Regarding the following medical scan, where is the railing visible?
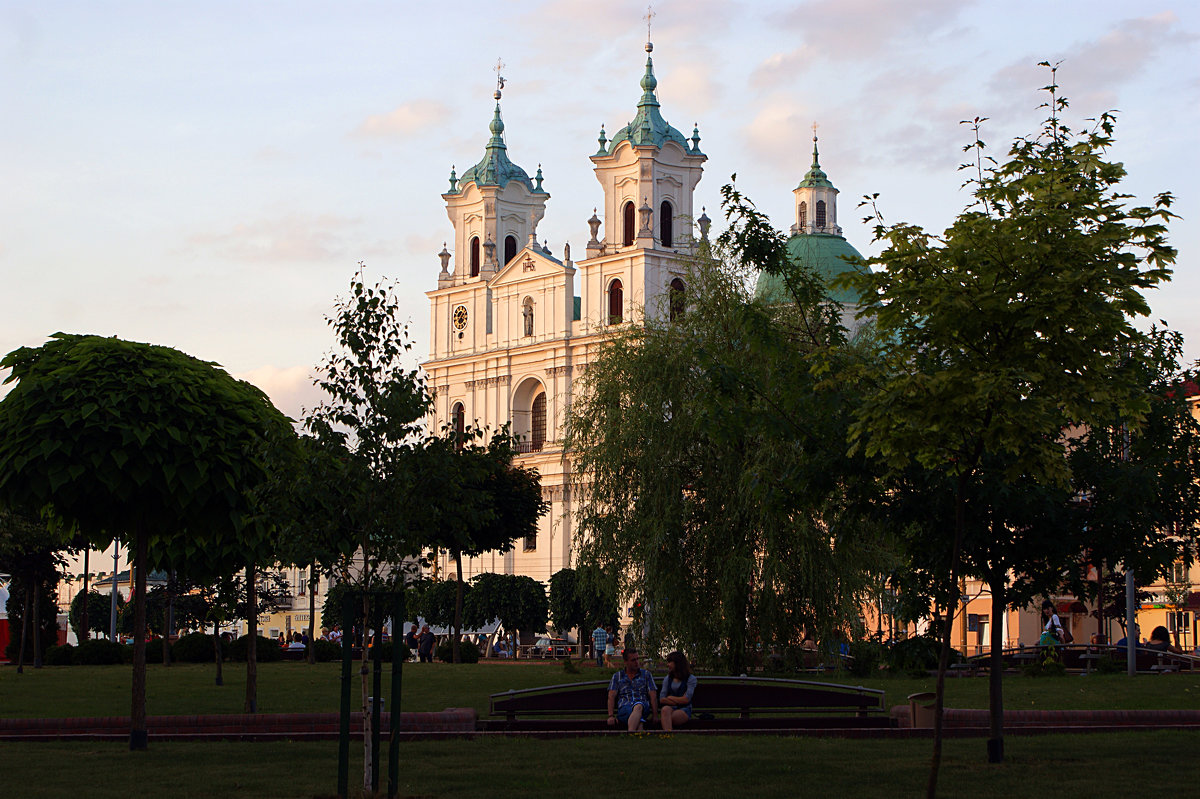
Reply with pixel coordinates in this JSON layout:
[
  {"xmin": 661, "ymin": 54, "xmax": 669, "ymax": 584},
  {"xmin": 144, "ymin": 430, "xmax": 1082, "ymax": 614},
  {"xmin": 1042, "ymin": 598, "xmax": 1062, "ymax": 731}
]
[{"xmin": 515, "ymin": 441, "xmax": 544, "ymax": 454}]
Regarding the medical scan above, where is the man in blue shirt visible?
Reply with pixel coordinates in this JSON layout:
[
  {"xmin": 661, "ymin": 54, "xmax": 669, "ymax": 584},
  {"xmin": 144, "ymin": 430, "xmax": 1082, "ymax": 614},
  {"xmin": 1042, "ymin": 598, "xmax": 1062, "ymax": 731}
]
[
  {"xmin": 592, "ymin": 625, "xmax": 608, "ymax": 668},
  {"xmin": 607, "ymin": 648, "xmax": 658, "ymax": 731}
]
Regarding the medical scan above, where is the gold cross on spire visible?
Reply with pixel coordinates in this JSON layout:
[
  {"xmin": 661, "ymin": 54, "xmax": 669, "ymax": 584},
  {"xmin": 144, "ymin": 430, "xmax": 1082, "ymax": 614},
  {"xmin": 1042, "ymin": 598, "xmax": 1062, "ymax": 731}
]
[
  {"xmin": 494, "ymin": 58, "xmax": 506, "ymax": 97},
  {"xmin": 812, "ymin": 121, "xmax": 819, "ymax": 142},
  {"xmin": 644, "ymin": 4, "xmax": 655, "ymax": 43}
]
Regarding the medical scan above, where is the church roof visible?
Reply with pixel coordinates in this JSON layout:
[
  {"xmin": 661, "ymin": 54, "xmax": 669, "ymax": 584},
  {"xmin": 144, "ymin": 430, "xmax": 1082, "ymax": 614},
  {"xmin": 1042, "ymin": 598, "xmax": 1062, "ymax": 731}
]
[
  {"xmin": 602, "ymin": 46, "xmax": 699, "ymax": 154},
  {"xmin": 451, "ymin": 101, "xmax": 542, "ymax": 194},
  {"xmin": 796, "ymin": 136, "xmax": 834, "ymax": 190},
  {"xmin": 754, "ymin": 233, "xmax": 863, "ymax": 307}
]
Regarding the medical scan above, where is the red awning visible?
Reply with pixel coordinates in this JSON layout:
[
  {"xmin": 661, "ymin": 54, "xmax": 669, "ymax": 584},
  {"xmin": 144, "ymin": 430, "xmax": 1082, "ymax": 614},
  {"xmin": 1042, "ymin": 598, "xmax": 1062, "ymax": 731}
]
[{"xmin": 1056, "ymin": 600, "xmax": 1088, "ymax": 614}]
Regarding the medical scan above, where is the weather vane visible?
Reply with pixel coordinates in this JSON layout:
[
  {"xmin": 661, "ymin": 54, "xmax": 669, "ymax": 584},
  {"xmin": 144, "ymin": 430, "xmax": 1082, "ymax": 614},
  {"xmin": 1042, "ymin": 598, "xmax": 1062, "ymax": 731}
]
[{"xmin": 494, "ymin": 58, "xmax": 506, "ymax": 99}]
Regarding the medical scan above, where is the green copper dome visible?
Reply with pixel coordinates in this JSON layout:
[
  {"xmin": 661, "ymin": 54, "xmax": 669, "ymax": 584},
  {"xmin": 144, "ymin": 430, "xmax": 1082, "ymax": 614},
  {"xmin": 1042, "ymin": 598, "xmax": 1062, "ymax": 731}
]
[
  {"xmin": 604, "ymin": 52, "xmax": 694, "ymax": 153},
  {"xmin": 453, "ymin": 102, "xmax": 539, "ymax": 193},
  {"xmin": 754, "ymin": 233, "xmax": 863, "ymax": 306}
]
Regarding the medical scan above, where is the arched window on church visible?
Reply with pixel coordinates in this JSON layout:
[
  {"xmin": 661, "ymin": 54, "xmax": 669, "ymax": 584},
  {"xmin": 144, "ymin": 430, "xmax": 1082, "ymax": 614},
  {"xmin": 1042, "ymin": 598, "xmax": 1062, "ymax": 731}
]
[
  {"xmin": 622, "ymin": 201, "xmax": 636, "ymax": 247},
  {"xmin": 669, "ymin": 278, "xmax": 686, "ymax": 322},
  {"xmin": 608, "ymin": 278, "xmax": 623, "ymax": 324},
  {"xmin": 815, "ymin": 200, "xmax": 827, "ymax": 230},
  {"xmin": 799, "ymin": 201, "xmax": 807, "ymax": 229},
  {"xmin": 451, "ymin": 402, "xmax": 465, "ymax": 450},
  {"xmin": 659, "ymin": 200, "xmax": 673, "ymax": 247},
  {"xmin": 522, "ymin": 296, "xmax": 534, "ymax": 337},
  {"xmin": 531, "ymin": 393, "xmax": 546, "ymax": 452},
  {"xmin": 470, "ymin": 236, "xmax": 481, "ymax": 277},
  {"xmin": 505, "ymin": 235, "xmax": 518, "ymax": 266}
]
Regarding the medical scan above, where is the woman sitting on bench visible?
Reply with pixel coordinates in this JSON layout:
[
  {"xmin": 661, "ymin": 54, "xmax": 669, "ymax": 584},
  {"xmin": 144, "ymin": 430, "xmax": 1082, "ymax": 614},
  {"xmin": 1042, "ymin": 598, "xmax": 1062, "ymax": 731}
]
[{"xmin": 659, "ymin": 651, "xmax": 697, "ymax": 731}]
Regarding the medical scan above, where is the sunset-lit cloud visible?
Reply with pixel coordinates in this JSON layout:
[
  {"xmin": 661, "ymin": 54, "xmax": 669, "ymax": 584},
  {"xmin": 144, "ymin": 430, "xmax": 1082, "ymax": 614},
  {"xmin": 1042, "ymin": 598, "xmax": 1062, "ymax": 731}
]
[
  {"xmin": 354, "ymin": 99, "xmax": 452, "ymax": 138},
  {"xmin": 188, "ymin": 214, "xmax": 361, "ymax": 263}
]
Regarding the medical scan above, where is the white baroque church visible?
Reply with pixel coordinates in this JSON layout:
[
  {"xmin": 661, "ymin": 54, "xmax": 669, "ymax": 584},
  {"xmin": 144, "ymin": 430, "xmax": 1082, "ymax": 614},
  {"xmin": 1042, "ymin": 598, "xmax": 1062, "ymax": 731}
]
[{"xmin": 424, "ymin": 40, "xmax": 861, "ymax": 591}]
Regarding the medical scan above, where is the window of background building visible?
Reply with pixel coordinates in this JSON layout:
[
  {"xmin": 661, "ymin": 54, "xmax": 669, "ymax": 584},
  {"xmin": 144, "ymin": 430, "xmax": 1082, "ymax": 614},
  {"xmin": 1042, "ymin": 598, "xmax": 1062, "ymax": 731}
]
[
  {"xmin": 608, "ymin": 278, "xmax": 623, "ymax": 324},
  {"xmin": 659, "ymin": 200, "xmax": 673, "ymax": 247},
  {"xmin": 622, "ymin": 201, "xmax": 635, "ymax": 246}
]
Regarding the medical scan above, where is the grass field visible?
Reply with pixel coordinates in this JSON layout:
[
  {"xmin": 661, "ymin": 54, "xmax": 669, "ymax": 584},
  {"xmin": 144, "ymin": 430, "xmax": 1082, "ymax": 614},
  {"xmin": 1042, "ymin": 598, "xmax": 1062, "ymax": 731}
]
[
  {"xmin": 3, "ymin": 659, "xmax": 1199, "ymax": 717},
  {"xmin": 4, "ymin": 662, "xmax": 1200, "ymax": 798},
  {"xmin": 4, "ymin": 731, "xmax": 1199, "ymax": 798}
]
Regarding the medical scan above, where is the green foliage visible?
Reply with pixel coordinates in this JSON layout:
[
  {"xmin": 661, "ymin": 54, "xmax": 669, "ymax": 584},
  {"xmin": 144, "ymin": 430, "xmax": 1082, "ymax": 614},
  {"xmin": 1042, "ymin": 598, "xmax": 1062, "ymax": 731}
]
[
  {"xmin": 0, "ymin": 334, "xmax": 293, "ymax": 565},
  {"xmin": 410, "ymin": 579, "xmax": 462, "ymax": 631},
  {"xmin": 69, "ymin": 590, "xmax": 119, "ymax": 639},
  {"xmin": 43, "ymin": 644, "xmax": 74, "ymax": 666},
  {"xmin": 173, "ymin": 632, "xmax": 218, "ymax": 664},
  {"xmin": 566, "ymin": 215, "xmax": 886, "ymax": 671},
  {"xmin": 1024, "ymin": 648, "xmax": 1068, "ymax": 677},
  {"xmin": 436, "ymin": 639, "xmax": 479, "ymax": 663},
  {"xmin": 548, "ymin": 568, "xmax": 582, "ymax": 635},
  {"xmin": 846, "ymin": 640, "xmax": 884, "ymax": 677},
  {"xmin": 304, "ymin": 274, "xmax": 432, "ymax": 595},
  {"xmin": 3, "ymin": 574, "xmax": 62, "ymax": 664},
  {"xmin": 228, "ymin": 634, "xmax": 283, "ymax": 663},
  {"xmin": 312, "ymin": 639, "xmax": 341, "ymax": 662},
  {"xmin": 72, "ymin": 639, "xmax": 125, "ymax": 665},
  {"xmin": 463, "ymin": 573, "xmax": 547, "ymax": 638},
  {"xmin": 886, "ymin": 635, "xmax": 947, "ymax": 676}
]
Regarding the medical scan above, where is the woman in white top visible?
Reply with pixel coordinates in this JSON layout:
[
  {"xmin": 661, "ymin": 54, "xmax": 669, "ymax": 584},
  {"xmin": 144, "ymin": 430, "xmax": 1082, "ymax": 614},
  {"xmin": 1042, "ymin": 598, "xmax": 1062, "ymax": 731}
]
[{"xmin": 1038, "ymin": 599, "xmax": 1063, "ymax": 647}]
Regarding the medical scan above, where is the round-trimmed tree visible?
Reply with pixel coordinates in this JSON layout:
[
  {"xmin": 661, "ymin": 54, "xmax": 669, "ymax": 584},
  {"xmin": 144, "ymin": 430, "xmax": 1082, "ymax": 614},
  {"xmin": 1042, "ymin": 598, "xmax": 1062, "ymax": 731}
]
[{"xmin": 0, "ymin": 333, "xmax": 293, "ymax": 750}]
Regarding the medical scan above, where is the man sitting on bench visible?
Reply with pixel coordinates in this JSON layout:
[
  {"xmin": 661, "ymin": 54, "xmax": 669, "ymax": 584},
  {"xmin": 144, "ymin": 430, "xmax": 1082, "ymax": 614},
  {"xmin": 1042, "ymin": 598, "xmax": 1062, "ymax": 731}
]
[{"xmin": 607, "ymin": 648, "xmax": 659, "ymax": 731}]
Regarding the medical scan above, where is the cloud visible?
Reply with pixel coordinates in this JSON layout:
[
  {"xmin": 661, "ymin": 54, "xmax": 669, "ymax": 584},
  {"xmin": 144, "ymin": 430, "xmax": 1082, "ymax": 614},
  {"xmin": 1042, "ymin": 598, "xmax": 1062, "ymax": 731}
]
[
  {"xmin": 235, "ymin": 364, "xmax": 323, "ymax": 421},
  {"xmin": 740, "ymin": 97, "xmax": 813, "ymax": 171},
  {"xmin": 354, "ymin": 99, "xmax": 452, "ymax": 138},
  {"xmin": 751, "ymin": 48, "xmax": 815, "ymax": 90},
  {"xmin": 766, "ymin": 0, "xmax": 975, "ymax": 67},
  {"xmin": 189, "ymin": 213, "xmax": 361, "ymax": 263},
  {"xmin": 988, "ymin": 12, "xmax": 1197, "ymax": 113}
]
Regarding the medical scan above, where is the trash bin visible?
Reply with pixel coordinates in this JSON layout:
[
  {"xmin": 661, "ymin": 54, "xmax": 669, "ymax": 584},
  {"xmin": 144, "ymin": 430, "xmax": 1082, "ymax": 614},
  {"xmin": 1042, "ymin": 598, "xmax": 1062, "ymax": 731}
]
[
  {"xmin": 368, "ymin": 696, "xmax": 385, "ymax": 714},
  {"xmin": 907, "ymin": 692, "xmax": 936, "ymax": 729}
]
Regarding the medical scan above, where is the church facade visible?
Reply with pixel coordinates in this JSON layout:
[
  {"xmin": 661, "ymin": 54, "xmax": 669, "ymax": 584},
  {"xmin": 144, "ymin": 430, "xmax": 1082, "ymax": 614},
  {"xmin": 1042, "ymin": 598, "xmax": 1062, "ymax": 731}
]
[{"xmin": 423, "ymin": 41, "xmax": 859, "ymax": 592}]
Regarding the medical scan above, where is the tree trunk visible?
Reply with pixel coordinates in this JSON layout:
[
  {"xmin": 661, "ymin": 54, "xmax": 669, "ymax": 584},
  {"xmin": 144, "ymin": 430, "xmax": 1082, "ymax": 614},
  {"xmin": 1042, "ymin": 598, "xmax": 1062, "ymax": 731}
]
[
  {"xmin": 213, "ymin": 621, "xmax": 224, "ymax": 686},
  {"xmin": 453, "ymin": 555, "xmax": 464, "ymax": 664},
  {"xmin": 986, "ymin": 564, "xmax": 1005, "ymax": 764},
  {"xmin": 307, "ymin": 563, "xmax": 317, "ymax": 665},
  {"xmin": 361, "ymin": 593, "xmax": 373, "ymax": 796},
  {"xmin": 163, "ymin": 570, "xmax": 174, "ymax": 667},
  {"xmin": 16, "ymin": 583, "xmax": 31, "ymax": 673},
  {"xmin": 32, "ymin": 580, "xmax": 43, "ymax": 669},
  {"xmin": 130, "ymin": 527, "xmax": 149, "ymax": 750},
  {"xmin": 80, "ymin": 550, "xmax": 90, "ymax": 643},
  {"xmin": 926, "ymin": 475, "xmax": 968, "ymax": 799},
  {"xmin": 244, "ymin": 562, "xmax": 258, "ymax": 713}
]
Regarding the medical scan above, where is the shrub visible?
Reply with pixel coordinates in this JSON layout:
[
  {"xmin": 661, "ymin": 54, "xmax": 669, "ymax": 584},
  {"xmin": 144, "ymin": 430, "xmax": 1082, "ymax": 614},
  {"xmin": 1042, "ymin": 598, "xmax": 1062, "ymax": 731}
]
[
  {"xmin": 44, "ymin": 644, "xmax": 75, "ymax": 665},
  {"xmin": 436, "ymin": 640, "xmax": 479, "ymax": 663},
  {"xmin": 73, "ymin": 639, "xmax": 125, "ymax": 665},
  {"xmin": 1024, "ymin": 649, "xmax": 1067, "ymax": 677},
  {"xmin": 228, "ymin": 634, "xmax": 283, "ymax": 663},
  {"xmin": 173, "ymin": 632, "xmax": 218, "ymax": 663},
  {"xmin": 847, "ymin": 640, "xmax": 884, "ymax": 677},
  {"xmin": 313, "ymin": 639, "xmax": 342, "ymax": 662},
  {"xmin": 886, "ymin": 634, "xmax": 954, "ymax": 676}
]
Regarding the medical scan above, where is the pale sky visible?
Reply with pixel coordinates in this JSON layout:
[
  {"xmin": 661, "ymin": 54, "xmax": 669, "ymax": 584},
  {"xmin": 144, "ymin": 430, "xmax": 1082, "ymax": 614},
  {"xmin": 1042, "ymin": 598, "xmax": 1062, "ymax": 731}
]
[{"xmin": 2, "ymin": 0, "xmax": 1198, "ymax": 422}]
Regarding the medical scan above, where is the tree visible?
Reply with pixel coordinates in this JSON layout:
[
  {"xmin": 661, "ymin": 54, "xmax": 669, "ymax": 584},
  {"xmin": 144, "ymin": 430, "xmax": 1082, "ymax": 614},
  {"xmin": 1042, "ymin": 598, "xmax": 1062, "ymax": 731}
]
[
  {"xmin": 548, "ymin": 567, "xmax": 618, "ymax": 655},
  {"xmin": 422, "ymin": 429, "xmax": 548, "ymax": 661},
  {"xmin": 0, "ymin": 508, "xmax": 66, "ymax": 669},
  {"xmin": 70, "ymin": 590, "xmax": 121, "ymax": 639},
  {"xmin": 847, "ymin": 67, "xmax": 1177, "ymax": 788},
  {"xmin": 409, "ymin": 578, "xmax": 462, "ymax": 631},
  {"xmin": 566, "ymin": 212, "xmax": 885, "ymax": 671},
  {"xmin": 463, "ymin": 572, "xmax": 548, "ymax": 656},
  {"xmin": 304, "ymin": 270, "xmax": 431, "ymax": 792},
  {"xmin": 0, "ymin": 333, "xmax": 293, "ymax": 750}
]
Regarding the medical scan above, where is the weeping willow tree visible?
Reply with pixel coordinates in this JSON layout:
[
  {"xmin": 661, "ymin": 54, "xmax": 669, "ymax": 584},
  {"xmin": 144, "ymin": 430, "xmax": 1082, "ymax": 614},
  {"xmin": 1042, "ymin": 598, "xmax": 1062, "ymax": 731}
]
[{"xmin": 565, "ymin": 190, "xmax": 890, "ymax": 672}]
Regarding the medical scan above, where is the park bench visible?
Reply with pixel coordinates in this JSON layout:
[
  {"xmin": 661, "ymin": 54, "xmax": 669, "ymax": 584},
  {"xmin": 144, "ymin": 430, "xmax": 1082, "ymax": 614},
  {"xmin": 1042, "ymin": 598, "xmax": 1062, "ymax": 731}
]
[
  {"xmin": 482, "ymin": 676, "xmax": 890, "ymax": 732},
  {"xmin": 968, "ymin": 645, "xmax": 1200, "ymax": 674}
]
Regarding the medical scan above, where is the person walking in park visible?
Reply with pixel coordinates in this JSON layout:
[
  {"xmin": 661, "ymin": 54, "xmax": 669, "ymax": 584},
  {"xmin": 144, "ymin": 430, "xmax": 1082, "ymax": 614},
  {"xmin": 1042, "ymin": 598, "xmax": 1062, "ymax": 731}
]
[
  {"xmin": 417, "ymin": 625, "xmax": 435, "ymax": 663},
  {"xmin": 592, "ymin": 624, "xmax": 608, "ymax": 668},
  {"xmin": 607, "ymin": 648, "xmax": 658, "ymax": 731},
  {"xmin": 1038, "ymin": 599, "xmax": 1064, "ymax": 647}
]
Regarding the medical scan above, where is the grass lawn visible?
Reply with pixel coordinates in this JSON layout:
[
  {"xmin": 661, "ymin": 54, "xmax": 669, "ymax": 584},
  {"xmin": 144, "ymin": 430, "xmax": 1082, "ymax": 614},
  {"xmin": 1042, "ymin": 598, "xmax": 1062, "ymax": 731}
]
[
  {"xmin": 3, "ymin": 660, "xmax": 1199, "ymax": 718},
  {"xmin": 3, "ymin": 731, "xmax": 1198, "ymax": 798}
]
